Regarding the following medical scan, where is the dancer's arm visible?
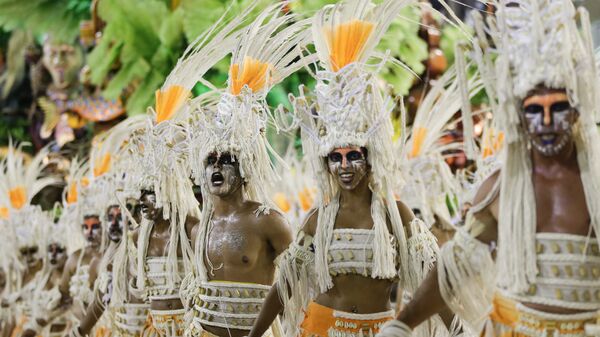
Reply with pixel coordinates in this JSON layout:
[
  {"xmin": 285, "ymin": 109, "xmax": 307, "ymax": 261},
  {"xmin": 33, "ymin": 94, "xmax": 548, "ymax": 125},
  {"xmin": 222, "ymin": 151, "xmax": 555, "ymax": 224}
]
[
  {"xmin": 247, "ymin": 285, "xmax": 284, "ymax": 337},
  {"xmin": 247, "ymin": 210, "xmax": 318, "ymax": 337},
  {"xmin": 388, "ymin": 172, "xmax": 500, "ymax": 332}
]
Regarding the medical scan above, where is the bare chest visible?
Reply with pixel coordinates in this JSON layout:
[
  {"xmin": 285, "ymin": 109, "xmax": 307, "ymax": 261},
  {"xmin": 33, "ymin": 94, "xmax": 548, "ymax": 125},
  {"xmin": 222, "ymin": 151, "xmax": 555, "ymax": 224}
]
[
  {"xmin": 334, "ymin": 207, "xmax": 374, "ymax": 230},
  {"xmin": 533, "ymin": 173, "xmax": 590, "ymax": 235},
  {"xmin": 147, "ymin": 228, "xmax": 177, "ymax": 257},
  {"xmin": 205, "ymin": 222, "xmax": 271, "ymax": 280}
]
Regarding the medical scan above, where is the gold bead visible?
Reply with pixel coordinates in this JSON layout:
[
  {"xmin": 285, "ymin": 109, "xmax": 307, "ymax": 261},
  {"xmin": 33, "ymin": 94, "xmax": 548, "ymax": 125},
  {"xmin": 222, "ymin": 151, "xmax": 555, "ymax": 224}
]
[
  {"xmin": 528, "ymin": 285, "xmax": 537, "ymax": 295},
  {"xmin": 537, "ymin": 243, "xmax": 544, "ymax": 254},
  {"xmin": 583, "ymin": 290, "xmax": 591, "ymax": 302},
  {"xmin": 579, "ymin": 266, "xmax": 588, "ymax": 278},
  {"xmin": 567, "ymin": 242, "xmax": 574, "ymax": 254},
  {"xmin": 552, "ymin": 243, "xmax": 561, "ymax": 254},
  {"xmin": 572, "ymin": 290, "xmax": 579, "ymax": 302},
  {"xmin": 556, "ymin": 289, "xmax": 563, "ymax": 300},
  {"xmin": 551, "ymin": 266, "xmax": 560, "ymax": 277},
  {"xmin": 565, "ymin": 266, "xmax": 573, "ymax": 277}
]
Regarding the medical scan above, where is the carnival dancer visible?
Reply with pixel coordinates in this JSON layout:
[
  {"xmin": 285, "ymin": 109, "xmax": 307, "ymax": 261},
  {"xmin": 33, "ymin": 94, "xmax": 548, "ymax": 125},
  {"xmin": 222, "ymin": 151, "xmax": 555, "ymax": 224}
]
[
  {"xmin": 0, "ymin": 143, "xmax": 61, "ymax": 337},
  {"xmin": 247, "ymin": 1, "xmax": 442, "ymax": 336},
  {"xmin": 182, "ymin": 3, "xmax": 314, "ymax": 336},
  {"xmin": 70, "ymin": 116, "xmax": 151, "ymax": 337},
  {"xmin": 21, "ymin": 220, "xmax": 71, "ymax": 337},
  {"xmin": 376, "ymin": 1, "xmax": 600, "ymax": 336},
  {"xmin": 121, "ymin": 11, "xmax": 249, "ymax": 337},
  {"xmin": 54, "ymin": 158, "xmax": 106, "ymax": 325}
]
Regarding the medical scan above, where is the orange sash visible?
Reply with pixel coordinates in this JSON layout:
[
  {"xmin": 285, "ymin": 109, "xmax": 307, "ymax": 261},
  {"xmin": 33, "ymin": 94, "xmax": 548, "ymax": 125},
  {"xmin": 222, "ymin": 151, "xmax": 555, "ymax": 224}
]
[
  {"xmin": 299, "ymin": 302, "xmax": 393, "ymax": 337},
  {"xmin": 489, "ymin": 294, "xmax": 596, "ymax": 337}
]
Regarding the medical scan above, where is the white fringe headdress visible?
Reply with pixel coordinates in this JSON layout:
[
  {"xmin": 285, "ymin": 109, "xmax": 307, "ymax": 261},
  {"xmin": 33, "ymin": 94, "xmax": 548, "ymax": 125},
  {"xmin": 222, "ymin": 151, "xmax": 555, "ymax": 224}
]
[
  {"xmin": 473, "ymin": 0, "xmax": 600, "ymax": 294},
  {"xmin": 124, "ymin": 9, "xmax": 250, "ymax": 291},
  {"xmin": 289, "ymin": 0, "xmax": 418, "ymax": 293},
  {"xmin": 400, "ymin": 64, "xmax": 483, "ymax": 227},
  {"xmin": 188, "ymin": 3, "xmax": 311, "ymax": 281},
  {"xmin": 0, "ymin": 142, "xmax": 60, "ymax": 285}
]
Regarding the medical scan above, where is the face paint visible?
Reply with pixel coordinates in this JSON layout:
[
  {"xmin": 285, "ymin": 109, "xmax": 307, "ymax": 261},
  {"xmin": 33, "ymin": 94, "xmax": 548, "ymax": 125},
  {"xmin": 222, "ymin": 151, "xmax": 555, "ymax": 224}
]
[
  {"xmin": 140, "ymin": 192, "xmax": 160, "ymax": 221},
  {"xmin": 522, "ymin": 91, "xmax": 577, "ymax": 156},
  {"xmin": 19, "ymin": 246, "xmax": 40, "ymax": 266},
  {"xmin": 82, "ymin": 216, "xmax": 102, "ymax": 246},
  {"xmin": 205, "ymin": 152, "xmax": 243, "ymax": 197},
  {"xmin": 47, "ymin": 243, "xmax": 67, "ymax": 267},
  {"xmin": 106, "ymin": 205, "xmax": 124, "ymax": 243},
  {"xmin": 327, "ymin": 147, "xmax": 369, "ymax": 190}
]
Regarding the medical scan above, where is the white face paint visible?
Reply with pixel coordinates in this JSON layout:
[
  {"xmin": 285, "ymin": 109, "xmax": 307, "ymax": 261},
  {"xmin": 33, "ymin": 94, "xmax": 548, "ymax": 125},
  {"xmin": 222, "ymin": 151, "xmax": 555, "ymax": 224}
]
[
  {"xmin": 205, "ymin": 152, "xmax": 243, "ymax": 197},
  {"xmin": 327, "ymin": 147, "xmax": 369, "ymax": 190},
  {"xmin": 522, "ymin": 91, "xmax": 577, "ymax": 156}
]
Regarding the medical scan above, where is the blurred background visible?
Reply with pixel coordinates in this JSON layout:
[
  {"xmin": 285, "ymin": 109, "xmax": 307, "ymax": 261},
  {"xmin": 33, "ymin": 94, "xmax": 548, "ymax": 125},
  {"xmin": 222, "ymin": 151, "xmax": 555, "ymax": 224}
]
[{"xmin": 0, "ymin": 0, "xmax": 598, "ymax": 209}]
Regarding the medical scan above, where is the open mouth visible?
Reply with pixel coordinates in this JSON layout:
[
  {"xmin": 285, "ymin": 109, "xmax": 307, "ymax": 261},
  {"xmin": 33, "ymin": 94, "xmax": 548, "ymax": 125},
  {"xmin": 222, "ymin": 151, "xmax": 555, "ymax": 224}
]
[
  {"xmin": 339, "ymin": 172, "xmax": 355, "ymax": 183},
  {"xmin": 540, "ymin": 133, "xmax": 557, "ymax": 145},
  {"xmin": 211, "ymin": 172, "xmax": 225, "ymax": 186}
]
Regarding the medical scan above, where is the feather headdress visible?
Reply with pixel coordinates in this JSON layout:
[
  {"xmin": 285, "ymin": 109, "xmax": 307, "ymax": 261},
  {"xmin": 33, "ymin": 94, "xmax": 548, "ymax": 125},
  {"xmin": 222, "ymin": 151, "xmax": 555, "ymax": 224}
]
[
  {"xmin": 121, "ymin": 7, "xmax": 251, "ymax": 290},
  {"xmin": 470, "ymin": 0, "xmax": 600, "ymax": 294},
  {"xmin": 0, "ymin": 142, "xmax": 58, "ymax": 298},
  {"xmin": 288, "ymin": 0, "xmax": 416, "ymax": 295},
  {"xmin": 0, "ymin": 142, "xmax": 61, "ymax": 250},
  {"xmin": 400, "ymin": 65, "xmax": 483, "ymax": 227},
  {"xmin": 188, "ymin": 2, "xmax": 312, "ymax": 280}
]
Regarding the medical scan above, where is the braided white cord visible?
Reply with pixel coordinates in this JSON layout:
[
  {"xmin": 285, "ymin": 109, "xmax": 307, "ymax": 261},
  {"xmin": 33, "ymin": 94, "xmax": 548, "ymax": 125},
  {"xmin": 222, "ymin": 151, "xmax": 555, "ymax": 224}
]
[{"xmin": 376, "ymin": 320, "xmax": 412, "ymax": 337}]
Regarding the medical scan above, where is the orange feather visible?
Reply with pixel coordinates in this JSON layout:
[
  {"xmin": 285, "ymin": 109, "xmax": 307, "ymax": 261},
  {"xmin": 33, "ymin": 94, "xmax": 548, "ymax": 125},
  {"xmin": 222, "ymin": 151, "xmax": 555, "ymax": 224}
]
[
  {"xmin": 229, "ymin": 57, "xmax": 270, "ymax": 95},
  {"xmin": 66, "ymin": 182, "xmax": 78, "ymax": 204},
  {"xmin": 9, "ymin": 186, "xmax": 26, "ymax": 210},
  {"xmin": 324, "ymin": 20, "xmax": 374, "ymax": 72},
  {"xmin": 409, "ymin": 127, "xmax": 428, "ymax": 158},
  {"xmin": 273, "ymin": 193, "xmax": 291, "ymax": 213},
  {"xmin": 0, "ymin": 207, "xmax": 9, "ymax": 219},
  {"xmin": 93, "ymin": 153, "xmax": 112, "ymax": 177},
  {"xmin": 155, "ymin": 85, "xmax": 190, "ymax": 124}
]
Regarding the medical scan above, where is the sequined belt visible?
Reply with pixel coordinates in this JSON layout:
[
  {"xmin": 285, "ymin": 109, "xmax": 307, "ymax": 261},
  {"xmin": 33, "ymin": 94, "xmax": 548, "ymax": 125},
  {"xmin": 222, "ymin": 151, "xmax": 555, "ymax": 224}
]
[
  {"xmin": 490, "ymin": 293, "xmax": 599, "ymax": 337},
  {"xmin": 189, "ymin": 281, "xmax": 270, "ymax": 332},
  {"xmin": 299, "ymin": 301, "xmax": 393, "ymax": 337},
  {"xmin": 112, "ymin": 303, "xmax": 150, "ymax": 336}
]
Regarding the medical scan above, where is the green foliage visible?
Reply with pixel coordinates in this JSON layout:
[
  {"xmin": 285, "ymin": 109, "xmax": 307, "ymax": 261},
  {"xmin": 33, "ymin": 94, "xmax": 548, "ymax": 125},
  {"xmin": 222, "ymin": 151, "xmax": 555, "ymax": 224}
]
[
  {"xmin": 0, "ymin": 0, "xmax": 90, "ymax": 42},
  {"xmin": 0, "ymin": 115, "xmax": 32, "ymax": 146}
]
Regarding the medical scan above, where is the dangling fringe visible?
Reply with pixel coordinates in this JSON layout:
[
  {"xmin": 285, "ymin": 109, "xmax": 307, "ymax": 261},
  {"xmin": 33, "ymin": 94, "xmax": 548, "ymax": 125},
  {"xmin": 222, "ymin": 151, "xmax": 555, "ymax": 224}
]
[
  {"xmin": 455, "ymin": 44, "xmax": 476, "ymax": 159},
  {"xmin": 438, "ymin": 229, "xmax": 496, "ymax": 336},
  {"xmin": 313, "ymin": 194, "xmax": 339, "ymax": 292},
  {"xmin": 407, "ymin": 218, "xmax": 439, "ymax": 289},
  {"xmin": 370, "ymin": 194, "xmax": 397, "ymax": 279},
  {"xmin": 275, "ymin": 233, "xmax": 318, "ymax": 336},
  {"xmin": 136, "ymin": 217, "xmax": 153, "ymax": 292},
  {"xmin": 496, "ymin": 139, "xmax": 537, "ymax": 293}
]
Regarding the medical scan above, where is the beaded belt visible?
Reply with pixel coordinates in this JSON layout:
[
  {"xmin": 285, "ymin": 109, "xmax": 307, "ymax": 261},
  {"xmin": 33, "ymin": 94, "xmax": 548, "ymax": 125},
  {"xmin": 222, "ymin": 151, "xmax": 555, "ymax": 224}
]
[{"xmin": 189, "ymin": 281, "xmax": 270, "ymax": 332}]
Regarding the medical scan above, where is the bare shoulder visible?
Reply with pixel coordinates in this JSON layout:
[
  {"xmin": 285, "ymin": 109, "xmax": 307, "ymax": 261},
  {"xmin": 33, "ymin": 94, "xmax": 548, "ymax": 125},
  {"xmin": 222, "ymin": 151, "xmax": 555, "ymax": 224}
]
[
  {"xmin": 395, "ymin": 200, "xmax": 416, "ymax": 225},
  {"xmin": 130, "ymin": 226, "xmax": 140, "ymax": 248},
  {"xmin": 300, "ymin": 208, "xmax": 318, "ymax": 237},
  {"xmin": 185, "ymin": 215, "xmax": 200, "ymax": 239},
  {"xmin": 472, "ymin": 170, "xmax": 501, "ymax": 216}
]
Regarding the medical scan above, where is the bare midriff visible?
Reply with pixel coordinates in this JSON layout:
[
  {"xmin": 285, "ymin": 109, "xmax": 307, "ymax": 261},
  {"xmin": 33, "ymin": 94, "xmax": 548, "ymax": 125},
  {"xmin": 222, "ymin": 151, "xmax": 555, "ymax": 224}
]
[{"xmin": 315, "ymin": 275, "xmax": 394, "ymax": 314}]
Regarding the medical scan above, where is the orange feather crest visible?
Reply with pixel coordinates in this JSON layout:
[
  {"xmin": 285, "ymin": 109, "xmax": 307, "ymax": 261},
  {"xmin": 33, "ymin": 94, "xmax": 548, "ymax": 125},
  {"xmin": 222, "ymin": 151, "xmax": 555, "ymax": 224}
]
[
  {"xmin": 0, "ymin": 206, "xmax": 9, "ymax": 219},
  {"xmin": 409, "ymin": 127, "xmax": 428, "ymax": 158},
  {"xmin": 9, "ymin": 186, "xmax": 26, "ymax": 210},
  {"xmin": 66, "ymin": 182, "xmax": 78, "ymax": 204},
  {"xmin": 155, "ymin": 85, "xmax": 191, "ymax": 124},
  {"xmin": 298, "ymin": 187, "xmax": 316, "ymax": 212},
  {"xmin": 229, "ymin": 57, "xmax": 270, "ymax": 95},
  {"xmin": 324, "ymin": 20, "xmax": 374, "ymax": 72},
  {"xmin": 93, "ymin": 153, "xmax": 112, "ymax": 177},
  {"xmin": 273, "ymin": 193, "xmax": 291, "ymax": 213}
]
